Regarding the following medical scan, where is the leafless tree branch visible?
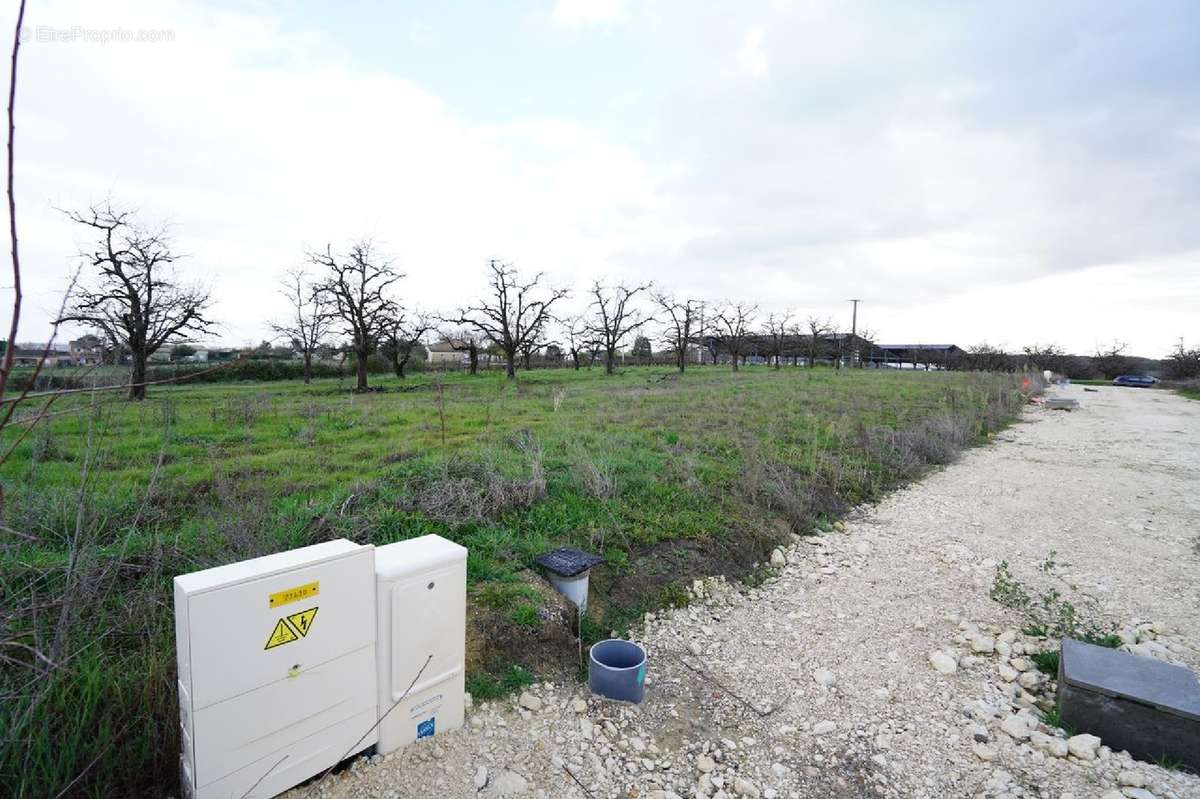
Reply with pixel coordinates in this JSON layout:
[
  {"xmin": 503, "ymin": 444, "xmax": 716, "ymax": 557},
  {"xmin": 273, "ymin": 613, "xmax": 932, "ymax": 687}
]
[
  {"xmin": 452, "ymin": 259, "xmax": 568, "ymax": 379},
  {"xmin": 586, "ymin": 280, "xmax": 652, "ymax": 375}
]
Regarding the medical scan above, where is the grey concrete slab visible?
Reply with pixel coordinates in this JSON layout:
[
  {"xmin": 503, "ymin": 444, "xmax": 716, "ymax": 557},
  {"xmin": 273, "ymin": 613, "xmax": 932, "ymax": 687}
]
[
  {"xmin": 1058, "ymin": 638, "xmax": 1200, "ymax": 771},
  {"xmin": 1061, "ymin": 638, "xmax": 1200, "ymax": 721}
]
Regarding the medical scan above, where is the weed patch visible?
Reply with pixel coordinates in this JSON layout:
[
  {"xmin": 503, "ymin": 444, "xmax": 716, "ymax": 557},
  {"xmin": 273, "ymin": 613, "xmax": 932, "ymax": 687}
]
[
  {"xmin": 465, "ymin": 664, "xmax": 535, "ymax": 700},
  {"xmin": 1040, "ymin": 702, "xmax": 1074, "ymax": 735},
  {"xmin": 991, "ymin": 552, "xmax": 1118, "ymax": 643}
]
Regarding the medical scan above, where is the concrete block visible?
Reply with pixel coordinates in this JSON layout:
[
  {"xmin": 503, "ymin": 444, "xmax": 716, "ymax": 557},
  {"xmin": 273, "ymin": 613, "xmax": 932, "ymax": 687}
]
[{"xmin": 1057, "ymin": 638, "xmax": 1200, "ymax": 771}]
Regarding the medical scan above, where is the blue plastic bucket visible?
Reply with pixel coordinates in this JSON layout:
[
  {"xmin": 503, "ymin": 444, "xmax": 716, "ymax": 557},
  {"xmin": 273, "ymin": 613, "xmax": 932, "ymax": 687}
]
[{"xmin": 588, "ymin": 639, "xmax": 647, "ymax": 703}]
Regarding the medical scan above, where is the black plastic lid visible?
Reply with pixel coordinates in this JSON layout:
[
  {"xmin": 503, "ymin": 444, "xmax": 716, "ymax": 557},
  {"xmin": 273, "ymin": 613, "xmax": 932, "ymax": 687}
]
[{"xmin": 534, "ymin": 547, "xmax": 604, "ymax": 577}]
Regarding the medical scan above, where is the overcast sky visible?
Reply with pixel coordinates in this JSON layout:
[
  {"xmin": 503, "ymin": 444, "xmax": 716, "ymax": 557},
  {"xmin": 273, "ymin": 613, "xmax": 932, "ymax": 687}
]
[{"xmin": 5, "ymin": 0, "xmax": 1198, "ymax": 356}]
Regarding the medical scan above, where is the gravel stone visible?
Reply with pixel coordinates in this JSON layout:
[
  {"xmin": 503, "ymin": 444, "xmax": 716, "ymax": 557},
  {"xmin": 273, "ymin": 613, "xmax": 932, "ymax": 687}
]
[
  {"xmin": 1066, "ymin": 733, "xmax": 1101, "ymax": 760},
  {"xmin": 928, "ymin": 650, "xmax": 958, "ymax": 674}
]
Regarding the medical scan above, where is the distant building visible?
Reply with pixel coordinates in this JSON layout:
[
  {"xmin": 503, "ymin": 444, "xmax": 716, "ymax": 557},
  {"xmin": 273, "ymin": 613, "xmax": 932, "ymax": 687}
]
[
  {"xmin": 69, "ymin": 334, "xmax": 105, "ymax": 366},
  {"xmin": 427, "ymin": 339, "xmax": 467, "ymax": 365},
  {"xmin": 177, "ymin": 348, "xmax": 239, "ymax": 364},
  {"xmin": 870, "ymin": 344, "xmax": 963, "ymax": 370},
  {"xmin": 0, "ymin": 341, "xmax": 72, "ymax": 367}
]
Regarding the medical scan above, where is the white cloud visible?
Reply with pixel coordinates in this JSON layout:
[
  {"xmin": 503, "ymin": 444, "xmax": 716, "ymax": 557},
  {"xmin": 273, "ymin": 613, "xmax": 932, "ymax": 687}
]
[
  {"xmin": 551, "ymin": 0, "xmax": 629, "ymax": 27},
  {"xmin": 11, "ymin": 0, "xmax": 673, "ymax": 345},
  {"xmin": 737, "ymin": 27, "xmax": 768, "ymax": 77}
]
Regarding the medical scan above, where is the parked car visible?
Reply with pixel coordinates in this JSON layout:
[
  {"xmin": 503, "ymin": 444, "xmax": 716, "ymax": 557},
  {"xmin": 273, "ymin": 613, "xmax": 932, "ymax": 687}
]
[{"xmin": 1112, "ymin": 375, "xmax": 1158, "ymax": 387}]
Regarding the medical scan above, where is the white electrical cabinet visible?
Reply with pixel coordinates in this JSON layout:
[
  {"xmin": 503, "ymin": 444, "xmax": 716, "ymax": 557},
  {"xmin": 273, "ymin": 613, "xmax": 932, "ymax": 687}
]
[
  {"xmin": 374, "ymin": 535, "xmax": 467, "ymax": 754},
  {"xmin": 174, "ymin": 540, "xmax": 377, "ymax": 799}
]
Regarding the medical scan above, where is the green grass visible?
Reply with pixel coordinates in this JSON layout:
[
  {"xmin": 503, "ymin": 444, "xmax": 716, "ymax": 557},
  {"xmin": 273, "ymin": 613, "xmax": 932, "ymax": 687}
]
[
  {"xmin": 1030, "ymin": 650, "xmax": 1060, "ymax": 675},
  {"xmin": 1031, "ymin": 634, "xmax": 1121, "ymax": 676},
  {"xmin": 0, "ymin": 365, "xmax": 1030, "ymax": 797},
  {"xmin": 1155, "ymin": 755, "xmax": 1195, "ymax": 773},
  {"xmin": 464, "ymin": 663, "xmax": 535, "ymax": 700},
  {"xmin": 1040, "ymin": 703, "xmax": 1074, "ymax": 734}
]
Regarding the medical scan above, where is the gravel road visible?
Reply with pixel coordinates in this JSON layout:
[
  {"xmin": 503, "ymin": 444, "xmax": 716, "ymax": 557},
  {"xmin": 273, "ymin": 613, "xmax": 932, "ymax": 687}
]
[{"xmin": 296, "ymin": 384, "xmax": 1200, "ymax": 799}]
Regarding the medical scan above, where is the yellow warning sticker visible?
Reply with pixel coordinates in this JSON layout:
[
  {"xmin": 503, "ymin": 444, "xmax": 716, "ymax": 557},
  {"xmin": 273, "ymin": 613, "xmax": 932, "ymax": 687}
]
[
  {"xmin": 264, "ymin": 618, "xmax": 299, "ymax": 650},
  {"xmin": 287, "ymin": 607, "xmax": 318, "ymax": 637},
  {"xmin": 269, "ymin": 581, "xmax": 319, "ymax": 609}
]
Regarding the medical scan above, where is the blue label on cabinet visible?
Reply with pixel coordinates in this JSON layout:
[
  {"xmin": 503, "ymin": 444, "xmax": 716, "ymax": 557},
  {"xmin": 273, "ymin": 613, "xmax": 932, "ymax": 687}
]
[{"xmin": 417, "ymin": 718, "xmax": 435, "ymax": 739}]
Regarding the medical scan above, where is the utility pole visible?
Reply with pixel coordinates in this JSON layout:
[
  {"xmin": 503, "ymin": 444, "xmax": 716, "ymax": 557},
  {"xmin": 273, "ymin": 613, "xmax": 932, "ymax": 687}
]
[{"xmin": 848, "ymin": 298, "xmax": 861, "ymax": 367}]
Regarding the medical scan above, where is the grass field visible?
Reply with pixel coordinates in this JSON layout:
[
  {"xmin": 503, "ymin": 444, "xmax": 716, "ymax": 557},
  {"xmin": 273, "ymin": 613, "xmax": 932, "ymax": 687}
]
[{"xmin": 0, "ymin": 365, "xmax": 1030, "ymax": 797}]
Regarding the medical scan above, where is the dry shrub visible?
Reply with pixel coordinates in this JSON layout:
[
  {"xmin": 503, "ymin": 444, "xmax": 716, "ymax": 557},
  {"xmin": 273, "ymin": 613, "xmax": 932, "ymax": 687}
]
[
  {"xmin": 571, "ymin": 451, "xmax": 616, "ymax": 500},
  {"xmin": 860, "ymin": 413, "xmax": 972, "ymax": 478},
  {"xmin": 29, "ymin": 426, "xmax": 63, "ymax": 463},
  {"xmin": 737, "ymin": 456, "xmax": 846, "ymax": 534},
  {"xmin": 217, "ymin": 393, "xmax": 272, "ymax": 427},
  {"xmin": 403, "ymin": 432, "xmax": 546, "ymax": 525},
  {"xmin": 407, "ymin": 467, "xmax": 546, "ymax": 525},
  {"xmin": 200, "ymin": 470, "xmax": 280, "ymax": 562}
]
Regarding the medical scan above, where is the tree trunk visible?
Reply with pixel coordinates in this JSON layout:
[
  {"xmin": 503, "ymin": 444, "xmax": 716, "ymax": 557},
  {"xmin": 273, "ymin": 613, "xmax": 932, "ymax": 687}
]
[
  {"xmin": 571, "ymin": 351, "xmax": 580, "ymax": 370},
  {"xmin": 731, "ymin": 350, "xmax": 739, "ymax": 372},
  {"xmin": 129, "ymin": 352, "xmax": 147, "ymax": 401},
  {"xmin": 677, "ymin": 349, "xmax": 686, "ymax": 373},
  {"xmin": 605, "ymin": 348, "xmax": 616, "ymax": 375},
  {"xmin": 302, "ymin": 352, "xmax": 312, "ymax": 384},
  {"xmin": 468, "ymin": 347, "xmax": 478, "ymax": 375},
  {"xmin": 356, "ymin": 349, "xmax": 369, "ymax": 391},
  {"xmin": 505, "ymin": 352, "xmax": 516, "ymax": 379}
]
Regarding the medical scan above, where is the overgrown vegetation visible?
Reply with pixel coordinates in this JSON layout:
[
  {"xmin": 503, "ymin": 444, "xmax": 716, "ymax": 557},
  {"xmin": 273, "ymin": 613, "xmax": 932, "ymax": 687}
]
[{"xmin": 0, "ymin": 366, "xmax": 1031, "ymax": 797}]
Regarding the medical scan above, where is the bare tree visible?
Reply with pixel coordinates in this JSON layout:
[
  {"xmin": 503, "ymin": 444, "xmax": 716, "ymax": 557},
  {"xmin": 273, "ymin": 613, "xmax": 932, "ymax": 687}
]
[
  {"xmin": 454, "ymin": 259, "xmax": 568, "ymax": 379},
  {"xmin": 0, "ymin": 0, "xmax": 26, "ymax": 424},
  {"xmin": 763, "ymin": 310, "xmax": 793, "ymax": 370},
  {"xmin": 1163, "ymin": 339, "xmax": 1200, "ymax": 380},
  {"xmin": 562, "ymin": 314, "xmax": 593, "ymax": 371},
  {"xmin": 59, "ymin": 203, "xmax": 215, "ymax": 400},
  {"xmin": 652, "ymin": 291, "xmax": 704, "ymax": 373},
  {"xmin": 957, "ymin": 342, "xmax": 1017, "ymax": 372},
  {"xmin": 310, "ymin": 241, "xmax": 402, "ymax": 392},
  {"xmin": 800, "ymin": 315, "xmax": 833, "ymax": 368},
  {"xmin": 714, "ymin": 302, "xmax": 757, "ymax": 371},
  {"xmin": 586, "ymin": 281, "xmax": 652, "ymax": 375},
  {"xmin": 518, "ymin": 315, "xmax": 553, "ymax": 370},
  {"xmin": 381, "ymin": 309, "xmax": 434, "ymax": 379},
  {"xmin": 1092, "ymin": 339, "xmax": 1135, "ymax": 379},
  {"xmin": 270, "ymin": 268, "xmax": 332, "ymax": 384},
  {"xmin": 856, "ymin": 325, "xmax": 879, "ymax": 367}
]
